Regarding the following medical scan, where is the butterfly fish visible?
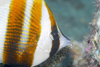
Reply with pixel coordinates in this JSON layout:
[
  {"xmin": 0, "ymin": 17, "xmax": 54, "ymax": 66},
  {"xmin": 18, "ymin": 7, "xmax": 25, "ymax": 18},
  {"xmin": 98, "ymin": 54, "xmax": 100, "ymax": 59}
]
[{"xmin": 0, "ymin": 0, "xmax": 71, "ymax": 67}]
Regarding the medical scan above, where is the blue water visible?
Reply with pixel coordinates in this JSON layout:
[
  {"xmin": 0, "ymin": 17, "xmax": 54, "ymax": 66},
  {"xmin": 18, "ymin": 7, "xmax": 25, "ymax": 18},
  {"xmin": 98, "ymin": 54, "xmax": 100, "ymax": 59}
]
[{"xmin": 46, "ymin": 0, "xmax": 97, "ymax": 41}]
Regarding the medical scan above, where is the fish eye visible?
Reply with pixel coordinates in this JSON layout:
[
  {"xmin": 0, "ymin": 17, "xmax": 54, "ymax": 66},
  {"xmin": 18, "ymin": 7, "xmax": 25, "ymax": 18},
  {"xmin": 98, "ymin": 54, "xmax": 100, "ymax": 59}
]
[{"xmin": 50, "ymin": 31, "xmax": 59, "ymax": 40}]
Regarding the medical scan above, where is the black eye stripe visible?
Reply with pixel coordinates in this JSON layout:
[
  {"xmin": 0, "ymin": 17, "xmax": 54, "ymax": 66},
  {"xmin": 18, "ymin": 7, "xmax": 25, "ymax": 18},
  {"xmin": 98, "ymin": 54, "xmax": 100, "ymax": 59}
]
[{"xmin": 50, "ymin": 25, "xmax": 60, "ymax": 57}]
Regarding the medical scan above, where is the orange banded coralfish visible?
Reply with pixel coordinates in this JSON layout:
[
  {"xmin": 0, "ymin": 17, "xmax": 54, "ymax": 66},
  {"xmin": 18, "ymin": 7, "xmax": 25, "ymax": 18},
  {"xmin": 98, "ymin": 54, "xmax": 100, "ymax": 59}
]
[{"xmin": 0, "ymin": 0, "xmax": 71, "ymax": 67}]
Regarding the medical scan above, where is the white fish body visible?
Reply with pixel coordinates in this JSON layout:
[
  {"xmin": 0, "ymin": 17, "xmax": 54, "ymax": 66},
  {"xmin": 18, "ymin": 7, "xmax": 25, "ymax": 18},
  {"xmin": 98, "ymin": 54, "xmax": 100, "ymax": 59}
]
[{"xmin": 0, "ymin": 0, "xmax": 71, "ymax": 67}]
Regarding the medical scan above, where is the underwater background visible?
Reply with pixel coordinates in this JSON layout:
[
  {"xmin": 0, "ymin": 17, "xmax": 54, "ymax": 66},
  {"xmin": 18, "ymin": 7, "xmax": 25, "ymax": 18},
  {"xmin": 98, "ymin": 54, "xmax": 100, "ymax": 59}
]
[
  {"xmin": 45, "ymin": 0, "xmax": 97, "ymax": 67},
  {"xmin": 46, "ymin": 0, "xmax": 97, "ymax": 41},
  {"xmin": 0, "ymin": 0, "xmax": 98, "ymax": 67}
]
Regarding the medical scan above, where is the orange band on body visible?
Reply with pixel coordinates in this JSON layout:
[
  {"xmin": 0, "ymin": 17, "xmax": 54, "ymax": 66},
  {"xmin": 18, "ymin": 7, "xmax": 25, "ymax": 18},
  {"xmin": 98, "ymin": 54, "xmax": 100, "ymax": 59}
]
[
  {"xmin": 3, "ymin": 0, "xmax": 43, "ymax": 66},
  {"xmin": 3, "ymin": 0, "xmax": 27, "ymax": 65},
  {"xmin": 26, "ymin": 0, "xmax": 42, "ymax": 65}
]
